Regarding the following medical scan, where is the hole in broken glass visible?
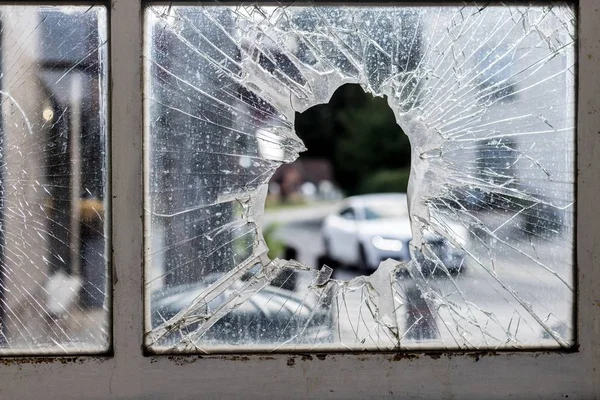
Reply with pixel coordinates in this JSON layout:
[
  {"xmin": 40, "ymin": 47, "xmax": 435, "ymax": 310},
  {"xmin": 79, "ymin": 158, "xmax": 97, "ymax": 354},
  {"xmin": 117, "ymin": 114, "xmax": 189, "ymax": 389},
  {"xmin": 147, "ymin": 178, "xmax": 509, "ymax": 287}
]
[{"xmin": 263, "ymin": 83, "xmax": 413, "ymax": 284}]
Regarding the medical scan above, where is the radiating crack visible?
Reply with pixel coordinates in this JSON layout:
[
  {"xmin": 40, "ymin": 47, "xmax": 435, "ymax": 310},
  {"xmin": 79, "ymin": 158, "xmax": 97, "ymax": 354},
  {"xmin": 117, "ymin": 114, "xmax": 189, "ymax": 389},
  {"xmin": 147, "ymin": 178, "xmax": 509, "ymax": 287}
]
[{"xmin": 146, "ymin": 3, "xmax": 575, "ymax": 353}]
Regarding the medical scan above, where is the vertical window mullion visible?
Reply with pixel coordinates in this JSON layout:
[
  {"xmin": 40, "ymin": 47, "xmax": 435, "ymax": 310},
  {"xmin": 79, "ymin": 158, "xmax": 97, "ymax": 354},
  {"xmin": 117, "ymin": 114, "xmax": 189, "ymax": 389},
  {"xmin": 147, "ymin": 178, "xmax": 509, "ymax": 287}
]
[{"xmin": 110, "ymin": 0, "xmax": 144, "ymax": 364}]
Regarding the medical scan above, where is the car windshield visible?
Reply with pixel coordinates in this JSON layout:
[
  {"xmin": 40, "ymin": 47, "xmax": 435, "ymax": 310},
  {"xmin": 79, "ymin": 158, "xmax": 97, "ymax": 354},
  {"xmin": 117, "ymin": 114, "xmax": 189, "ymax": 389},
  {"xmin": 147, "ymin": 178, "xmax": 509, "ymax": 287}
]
[{"xmin": 363, "ymin": 200, "xmax": 408, "ymax": 220}]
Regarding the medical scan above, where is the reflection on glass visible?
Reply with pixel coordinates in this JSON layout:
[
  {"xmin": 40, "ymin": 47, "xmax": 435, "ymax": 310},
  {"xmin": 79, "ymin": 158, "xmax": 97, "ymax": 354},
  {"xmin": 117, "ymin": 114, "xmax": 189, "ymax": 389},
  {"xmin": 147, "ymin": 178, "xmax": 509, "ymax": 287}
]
[
  {"xmin": 0, "ymin": 6, "xmax": 108, "ymax": 354},
  {"xmin": 145, "ymin": 4, "xmax": 575, "ymax": 353}
]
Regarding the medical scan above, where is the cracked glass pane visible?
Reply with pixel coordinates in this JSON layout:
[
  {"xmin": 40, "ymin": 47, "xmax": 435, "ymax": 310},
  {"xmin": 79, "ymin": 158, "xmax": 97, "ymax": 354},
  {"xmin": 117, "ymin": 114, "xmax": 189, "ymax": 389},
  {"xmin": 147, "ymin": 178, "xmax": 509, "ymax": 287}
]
[
  {"xmin": 145, "ymin": 3, "xmax": 575, "ymax": 353},
  {"xmin": 0, "ymin": 6, "xmax": 109, "ymax": 354}
]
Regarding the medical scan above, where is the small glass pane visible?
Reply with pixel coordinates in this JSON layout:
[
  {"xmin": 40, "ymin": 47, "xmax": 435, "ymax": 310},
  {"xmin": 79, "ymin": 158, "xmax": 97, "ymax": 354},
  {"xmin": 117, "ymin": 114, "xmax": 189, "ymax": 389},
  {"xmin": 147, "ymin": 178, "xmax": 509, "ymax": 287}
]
[
  {"xmin": 145, "ymin": 3, "xmax": 575, "ymax": 353},
  {"xmin": 0, "ymin": 6, "xmax": 109, "ymax": 354}
]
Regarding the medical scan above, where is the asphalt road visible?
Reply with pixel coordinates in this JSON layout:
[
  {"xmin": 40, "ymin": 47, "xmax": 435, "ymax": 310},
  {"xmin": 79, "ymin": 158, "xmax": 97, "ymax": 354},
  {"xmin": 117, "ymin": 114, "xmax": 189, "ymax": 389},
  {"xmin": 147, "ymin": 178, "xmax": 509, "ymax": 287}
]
[{"xmin": 271, "ymin": 213, "xmax": 573, "ymax": 350}]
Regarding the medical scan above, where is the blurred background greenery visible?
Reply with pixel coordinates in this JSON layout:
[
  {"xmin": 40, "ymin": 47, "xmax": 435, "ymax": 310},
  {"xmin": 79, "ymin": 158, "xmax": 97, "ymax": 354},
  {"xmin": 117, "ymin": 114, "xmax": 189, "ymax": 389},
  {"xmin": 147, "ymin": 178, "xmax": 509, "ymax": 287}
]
[{"xmin": 294, "ymin": 83, "xmax": 411, "ymax": 196}]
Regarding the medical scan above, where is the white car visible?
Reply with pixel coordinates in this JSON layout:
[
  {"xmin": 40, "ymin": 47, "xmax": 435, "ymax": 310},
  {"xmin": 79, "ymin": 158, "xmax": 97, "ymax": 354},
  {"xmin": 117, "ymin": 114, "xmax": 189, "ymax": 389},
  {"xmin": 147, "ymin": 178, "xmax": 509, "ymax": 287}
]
[{"xmin": 321, "ymin": 193, "xmax": 466, "ymax": 274}]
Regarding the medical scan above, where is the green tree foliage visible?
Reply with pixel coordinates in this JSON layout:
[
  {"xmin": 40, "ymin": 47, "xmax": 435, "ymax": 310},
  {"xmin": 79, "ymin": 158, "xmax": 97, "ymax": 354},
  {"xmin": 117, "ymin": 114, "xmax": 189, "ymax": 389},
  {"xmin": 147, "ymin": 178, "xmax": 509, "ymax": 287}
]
[
  {"xmin": 359, "ymin": 168, "xmax": 411, "ymax": 194},
  {"xmin": 294, "ymin": 84, "xmax": 411, "ymax": 194}
]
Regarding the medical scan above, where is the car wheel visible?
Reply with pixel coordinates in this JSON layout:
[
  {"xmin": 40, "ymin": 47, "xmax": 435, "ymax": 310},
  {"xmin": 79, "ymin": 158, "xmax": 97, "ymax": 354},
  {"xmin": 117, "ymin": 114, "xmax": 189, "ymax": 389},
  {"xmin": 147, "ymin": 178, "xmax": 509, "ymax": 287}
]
[
  {"xmin": 321, "ymin": 236, "xmax": 338, "ymax": 267},
  {"xmin": 358, "ymin": 244, "xmax": 370, "ymax": 273},
  {"xmin": 323, "ymin": 236, "xmax": 332, "ymax": 258}
]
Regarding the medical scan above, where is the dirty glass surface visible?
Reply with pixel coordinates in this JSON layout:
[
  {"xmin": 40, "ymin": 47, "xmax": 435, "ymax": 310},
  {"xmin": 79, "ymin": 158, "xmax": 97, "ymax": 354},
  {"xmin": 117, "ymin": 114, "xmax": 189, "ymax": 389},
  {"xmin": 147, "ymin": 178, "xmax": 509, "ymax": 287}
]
[
  {"xmin": 145, "ymin": 3, "xmax": 575, "ymax": 353},
  {"xmin": 0, "ymin": 6, "xmax": 109, "ymax": 354}
]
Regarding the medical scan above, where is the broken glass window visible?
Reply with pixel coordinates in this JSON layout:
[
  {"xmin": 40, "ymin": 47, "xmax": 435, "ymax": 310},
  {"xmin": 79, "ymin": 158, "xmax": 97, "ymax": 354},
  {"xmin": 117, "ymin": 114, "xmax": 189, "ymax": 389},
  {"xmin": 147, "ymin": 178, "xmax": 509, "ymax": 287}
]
[
  {"xmin": 145, "ymin": 3, "xmax": 575, "ymax": 353},
  {"xmin": 0, "ymin": 6, "xmax": 109, "ymax": 355}
]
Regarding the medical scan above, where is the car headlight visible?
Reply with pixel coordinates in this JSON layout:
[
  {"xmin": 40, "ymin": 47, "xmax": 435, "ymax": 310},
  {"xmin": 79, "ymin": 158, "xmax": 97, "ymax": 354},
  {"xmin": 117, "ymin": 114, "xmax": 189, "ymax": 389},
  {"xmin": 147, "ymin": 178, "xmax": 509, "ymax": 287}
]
[{"xmin": 371, "ymin": 236, "xmax": 403, "ymax": 252}]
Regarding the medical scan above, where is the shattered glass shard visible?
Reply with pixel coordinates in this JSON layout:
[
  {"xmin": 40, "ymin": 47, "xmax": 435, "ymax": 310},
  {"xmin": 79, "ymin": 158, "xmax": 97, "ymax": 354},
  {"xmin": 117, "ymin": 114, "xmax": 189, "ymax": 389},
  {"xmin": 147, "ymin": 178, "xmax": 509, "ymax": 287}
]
[
  {"xmin": 0, "ymin": 6, "xmax": 109, "ymax": 355},
  {"xmin": 145, "ymin": 3, "xmax": 575, "ymax": 353}
]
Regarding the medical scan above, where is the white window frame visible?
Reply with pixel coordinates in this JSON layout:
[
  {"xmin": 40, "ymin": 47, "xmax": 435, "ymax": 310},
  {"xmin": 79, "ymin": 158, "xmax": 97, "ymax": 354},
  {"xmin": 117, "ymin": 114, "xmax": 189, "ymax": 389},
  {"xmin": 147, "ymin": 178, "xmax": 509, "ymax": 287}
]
[{"xmin": 0, "ymin": 0, "xmax": 598, "ymax": 398}]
